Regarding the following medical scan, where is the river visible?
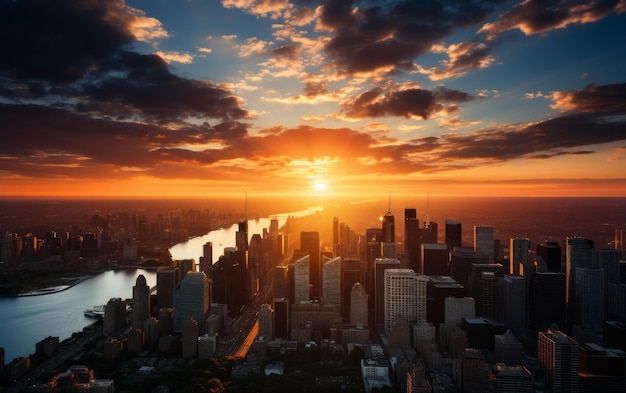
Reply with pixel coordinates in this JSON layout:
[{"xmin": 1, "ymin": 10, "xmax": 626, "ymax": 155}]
[{"xmin": 0, "ymin": 205, "xmax": 322, "ymax": 363}]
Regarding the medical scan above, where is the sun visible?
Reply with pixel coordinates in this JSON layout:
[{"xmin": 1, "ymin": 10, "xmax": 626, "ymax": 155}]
[{"xmin": 315, "ymin": 182, "xmax": 328, "ymax": 192}]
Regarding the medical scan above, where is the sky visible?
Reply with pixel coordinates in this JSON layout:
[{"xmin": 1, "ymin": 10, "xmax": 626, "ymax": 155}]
[{"xmin": 1, "ymin": 0, "xmax": 625, "ymax": 199}]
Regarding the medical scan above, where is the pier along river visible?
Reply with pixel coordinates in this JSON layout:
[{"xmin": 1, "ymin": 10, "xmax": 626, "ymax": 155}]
[{"xmin": 0, "ymin": 205, "xmax": 322, "ymax": 362}]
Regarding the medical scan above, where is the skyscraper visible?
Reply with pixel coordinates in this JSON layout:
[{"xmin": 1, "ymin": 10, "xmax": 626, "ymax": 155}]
[
  {"xmin": 199, "ymin": 241, "xmax": 213, "ymax": 279},
  {"xmin": 350, "ymin": 282, "xmax": 368, "ymax": 325},
  {"xmin": 537, "ymin": 241, "xmax": 562, "ymax": 273},
  {"xmin": 382, "ymin": 211, "xmax": 395, "ymax": 244},
  {"xmin": 375, "ymin": 257, "xmax": 401, "ymax": 325},
  {"xmin": 322, "ymin": 256, "xmax": 341, "ymax": 306},
  {"xmin": 421, "ymin": 243, "xmax": 449, "ymax": 276},
  {"xmin": 384, "ymin": 268, "xmax": 428, "ymax": 335},
  {"xmin": 474, "ymin": 226, "xmax": 495, "ymax": 263},
  {"xmin": 300, "ymin": 231, "xmax": 320, "ymax": 298},
  {"xmin": 405, "ymin": 208, "xmax": 420, "ymax": 272},
  {"xmin": 132, "ymin": 274, "xmax": 150, "ymax": 329},
  {"xmin": 509, "ymin": 237, "xmax": 530, "ymax": 275},
  {"xmin": 445, "ymin": 219, "xmax": 462, "ymax": 251},
  {"xmin": 293, "ymin": 255, "xmax": 310, "ymax": 303},
  {"xmin": 575, "ymin": 267, "xmax": 604, "ymax": 328},
  {"xmin": 566, "ymin": 237, "xmax": 594, "ymax": 324},
  {"xmin": 173, "ymin": 271, "xmax": 209, "ymax": 332},
  {"xmin": 538, "ymin": 330, "xmax": 579, "ymax": 393}
]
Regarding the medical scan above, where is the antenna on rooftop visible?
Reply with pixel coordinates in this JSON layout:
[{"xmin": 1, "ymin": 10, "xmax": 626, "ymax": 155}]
[
  {"xmin": 245, "ymin": 191, "xmax": 248, "ymax": 222},
  {"xmin": 388, "ymin": 191, "xmax": 391, "ymax": 212},
  {"xmin": 426, "ymin": 191, "xmax": 430, "ymax": 226}
]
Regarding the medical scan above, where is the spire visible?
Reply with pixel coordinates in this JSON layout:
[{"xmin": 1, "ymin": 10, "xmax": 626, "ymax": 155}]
[
  {"xmin": 388, "ymin": 191, "xmax": 391, "ymax": 213},
  {"xmin": 426, "ymin": 191, "xmax": 430, "ymax": 226}
]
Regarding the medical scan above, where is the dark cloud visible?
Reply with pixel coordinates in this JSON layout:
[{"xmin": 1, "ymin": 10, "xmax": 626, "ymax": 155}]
[
  {"xmin": 319, "ymin": 0, "xmax": 505, "ymax": 75},
  {"xmin": 303, "ymin": 81, "xmax": 329, "ymax": 97},
  {"xmin": 0, "ymin": 0, "xmax": 136, "ymax": 82},
  {"xmin": 340, "ymin": 85, "xmax": 474, "ymax": 119},
  {"xmin": 479, "ymin": 0, "xmax": 622, "ymax": 38},
  {"xmin": 0, "ymin": 0, "xmax": 251, "ymax": 125},
  {"xmin": 439, "ymin": 112, "xmax": 626, "ymax": 161},
  {"xmin": 270, "ymin": 44, "xmax": 300, "ymax": 59},
  {"xmin": 552, "ymin": 83, "xmax": 626, "ymax": 114}
]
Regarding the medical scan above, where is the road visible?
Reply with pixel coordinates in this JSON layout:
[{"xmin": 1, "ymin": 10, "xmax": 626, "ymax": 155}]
[
  {"xmin": 216, "ymin": 268, "xmax": 274, "ymax": 357},
  {"xmin": 4, "ymin": 329, "xmax": 102, "ymax": 393}
]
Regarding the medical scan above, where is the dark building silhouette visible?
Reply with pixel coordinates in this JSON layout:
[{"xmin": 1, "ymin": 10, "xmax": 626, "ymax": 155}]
[
  {"xmin": 300, "ymin": 231, "xmax": 320, "ymax": 299},
  {"xmin": 426, "ymin": 275, "xmax": 464, "ymax": 327},
  {"xmin": 405, "ymin": 208, "xmax": 420, "ymax": 272},
  {"xmin": 532, "ymin": 272, "xmax": 566, "ymax": 332},
  {"xmin": 537, "ymin": 241, "xmax": 562, "ymax": 273},
  {"xmin": 157, "ymin": 268, "xmax": 178, "ymax": 309},
  {"xmin": 132, "ymin": 274, "xmax": 150, "ymax": 329},
  {"xmin": 445, "ymin": 219, "xmax": 462, "ymax": 251}
]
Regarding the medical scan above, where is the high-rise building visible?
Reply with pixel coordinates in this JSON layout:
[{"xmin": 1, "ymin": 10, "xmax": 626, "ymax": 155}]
[
  {"xmin": 103, "ymin": 297, "xmax": 126, "ymax": 335},
  {"xmin": 132, "ymin": 274, "xmax": 150, "ymax": 329},
  {"xmin": 426, "ymin": 275, "xmax": 464, "ymax": 327},
  {"xmin": 293, "ymin": 255, "xmax": 310, "ymax": 303},
  {"xmin": 272, "ymin": 298, "xmax": 289, "ymax": 339},
  {"xmin": 445, "ymin": 219, "xmax": 462, "ymax": 251},
  {"xmin": 300, "ymin": 231, "xmax": 320, "ymax": 298},
  {"xmin": 575, "ymin": 267, "xmax": 604, "ymax": 328},
  {"xmin": 332, "ymin": 216, "xmax": 339, "ymax": 251},
  {"xmin": 199, "ymin": 242, "xmax": 213, "ymax": 279},
  {"xmin": 157, "ymin": 268, "xmax": 178, "ymax": 309},
  {"xmin": 510, "ymin": 237, "xmax": 530, "ymax": 276},
  {"xmin": 322, "ymin": 256, "xmax": 341, "ymax": 306},
  {"xmin": 236, "ymin": 220, "xmax": 248, "ymax": 252},
  {"xmin": 173, "ymin": 271, "xmax": 209, "ymax": 332},
  {"xmin": 258, "ymin": 303, "xmax": 274, "ymax": 339},
  {"xmin": 421, "ymin": 243, "xmax": 449, "ymax": 276},
  {"xmin": 474, "ymin": 226, "xmax": 495, "ymax": 263},
  {"xmin": 449, "ymin": 248, "xmax": 489, "ymax": 295},
  {"xmin": 538, "ymin": 330, "xmax": 579, "ymax": 393},
  {"xmin": 384, "ymin": 268, "xmax": 428, "ymax": 335},
  {"xmin": 566, "ymin": 237, "xmax": 594, "ymax": 324},
  {"xmin": 503, "ymin": 275, "xmax": 526, "ymax": 330},
  {"xmin": 593, "ymin": 248, "xmax": 621, "ymax": 319},
  {"xmin": 350, "ymin": 282, "xmax": 368, "ymax": 325},
  {"xmin": 444, "ymin": 297, "xmax": 475, "ymax": 325},
  {"xmin": 457, "ymin": 348, "xmax": 492, "ymax": 393},
  {"xmin": 405, "ymin": 208, "xmax": 420, "ymax": 272},
  {"xmin": 531, "ymin": 272, "xmax": 566, "ymax": 332},
  {"xmin": 375, "ymin": 257, "xmax": 401, "ymax": 325},
  {"xmin": 537, "ymin": 241, "xmax": 562, "ymax": 273},
  {"xmin": 382, "ymin": 210, "xmax": 395, "ymax": 244},
  {"xmin": 181, "ymin": 318, "xmax": 199, "ymax": 359},
  {"xmin": 273, "ymin": 265, "xmax": 288, "ymax": 299},
  {"xmin": 341, "ymin": 258, "xmax": 363, "ymax": 320},
  {"xmin": 491, "ymin": 365, "xmax": 533, "ymax": 393}
]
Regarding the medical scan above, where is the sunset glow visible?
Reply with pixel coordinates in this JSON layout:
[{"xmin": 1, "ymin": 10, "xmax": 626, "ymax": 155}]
[{"xmin": 1, "ymin": 1, "xmax": 625, "ymax": 198}]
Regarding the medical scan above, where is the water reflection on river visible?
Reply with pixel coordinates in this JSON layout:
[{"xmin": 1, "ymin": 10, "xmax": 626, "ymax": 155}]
[{"xmin": 0, "ymin": 205, "xmax": 322, "ymax": 362}]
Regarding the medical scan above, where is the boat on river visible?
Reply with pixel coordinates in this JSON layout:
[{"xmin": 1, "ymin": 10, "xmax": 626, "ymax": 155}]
[{"xmin": 84, "ymin": 305, "xmax": 105, "ymax": 318}]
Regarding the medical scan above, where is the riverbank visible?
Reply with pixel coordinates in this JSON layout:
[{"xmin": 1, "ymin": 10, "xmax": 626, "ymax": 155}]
[{"xmin": 14, "ymin": 275, "xmax": 94, "ymax": 297}]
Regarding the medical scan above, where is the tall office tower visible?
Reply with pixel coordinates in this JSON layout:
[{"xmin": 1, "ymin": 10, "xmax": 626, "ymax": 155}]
[
  {"xmin": 384, "ymin": 268, "xmax": 428, "ymax": 335},
  {"xmin": 300, "ymin": 231, "xmax": 320, "ymax": 298},
  {"xmin": 510, "ymin": 237, "xmax": 530, "ymax": 275},
  {"xmin": 157, "ymin": 307, "xmax": 173, "ymax": 337},
  {"xmin": 249, "ymin": 233, "xmax": 263, "ymax": 289},
  {"xmin": 421, "ymin": 243, "xmax": 449, "ymax": 276},
  {"xmin": 566, "ymin": 237, "xmax": 594, "ymax": 324},
  {"xmin": 341, "ymin": 258, "xmax": 363, "ymax": 320},
  {"xmin": 494, "ymin": 331, "xmax": 523, "ymax": 365},
  {"xmin": 405, "ymin": 208, "xmax": 420, "ymax": 272},
  {"xmin": 593, "ymin": 248, "xmax": 621, "ymax": 319},
  {"xmin": 143, "ymin": 317, "xmax": 159, "ymax": 350},
  {"xmin": 258, "ymin": 303, "xmax": 274, "ymax": 339},
  {"xmin": 132, "ymin": 274, "xmax": 150, "ymax": 329},
  {"xmin": 173, "ymin": 271, "xmax": 209, "ymax": 332},
  {"xmin": 177, "ymin": 259, "xmax": 195, "ymax": 282},
  {"xmin": 491, "ymin": 365, "xmax": 533, "ymax": 393},
  {"xmin": 103, "ymin": 297, "xmax": 126, "ymax": 335},
  {"xmin": 469, "ymin": 263, "xmax": 505, "ymax": 317},
  {"xmin": 575, "ymin": 267, "xmax": 604, "ymax": 328},
  {"xmin": 273, "ymin": 265, "xmax": 288, "ymax": 299},
  {"xmin": 270, "ymin": 217, "xmax": 279, "ymax": 236},
  {"xmin": 157, "ymin": 268, "xmax": 179, "ymax": 309},
  {"xmin": 457, "ymin": 348, "xmax": 492, "ymax": 393},
  {"xmin": 449, "ymin": 248, "xmax": 489, "ymax": 295},
  {"xmin": 382, "ymin": 209, "xmax": 395, "ymax": 244},
  {"xmin": 426, "ymin": 276, "xmax": 464, "ymax": 327},
  {"xmin": 272, "ymin": 298, "xmax": 289, "ymax": 339},
  {"xmin": 445, "ymin": 297, "xmax": 476, "ymax": 325},
  {"xmin": 474, "ymin": 226, "xmax": 495, "ymax": 263},
  {"xmin": 199, "ymin": 242, "xmax": 213, "ymax": 279},
  {"xmin": 537, "ymin": 241, "xmax": 562, "ymax": 273},
  {"xmin": 503, "ymin": 275, "xmax": 526, "ymax": 330},
  {"xmin": 236, "ymin": 220, "xmax": 248, "ymax": 252},
  {"xmin": 181, "ymin": 318, "xmax": 199, "ymax": 359},
  {"xmin": 293, "ymin": 255, "xmax": 310, "ymax": 303},
  {"xmin": 445, "ymin": 219, "xmax": 462, "ymax": 251},
  {"xmin": 531, "ymin": 272, "xmax": 566, "ymax": 332},
  {"xmin": 538, "ymin": 330, "xmax": 579, "ymax": 393},
  {"xmin": 375, "ymin": 257, "xmax": 401, "ymax": 325},
  {"xmin": 332, "ymin": 216, "xmax": 339, "ymax": 252},
  {"xmin": 381, "ymin": 242, "xmax": 396, "ymax": 258},
  {"xmin": 322, "ymin": 256, "xmax": 341, "ymax": 306},
  {"xmin": 616, "ymin": 228, "xmax": 624, "ymax": 254},
  {"xmin": 350, "ymin": 282, "xmax": 369, "ymax": 325}
]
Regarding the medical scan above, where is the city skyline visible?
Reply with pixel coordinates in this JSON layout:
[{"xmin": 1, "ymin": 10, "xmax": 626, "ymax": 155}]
[{"xmin": 1, "ymin": 0, "xmax": 626, "ymax": 198}]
